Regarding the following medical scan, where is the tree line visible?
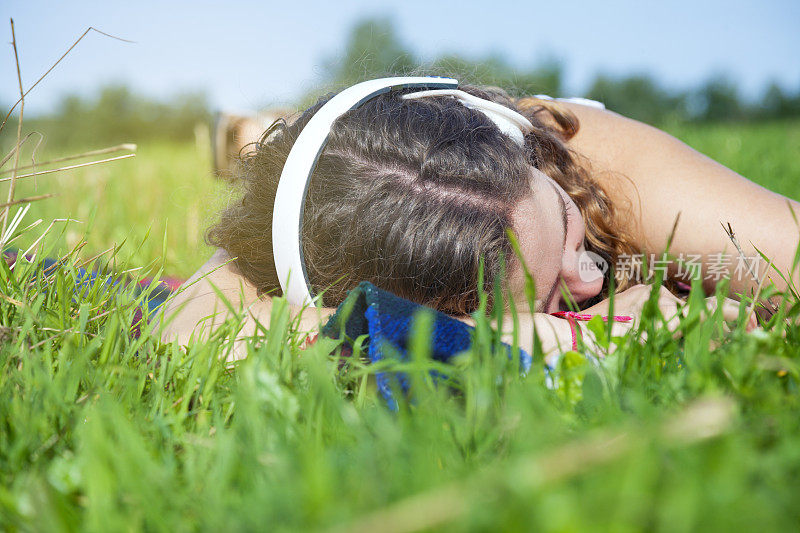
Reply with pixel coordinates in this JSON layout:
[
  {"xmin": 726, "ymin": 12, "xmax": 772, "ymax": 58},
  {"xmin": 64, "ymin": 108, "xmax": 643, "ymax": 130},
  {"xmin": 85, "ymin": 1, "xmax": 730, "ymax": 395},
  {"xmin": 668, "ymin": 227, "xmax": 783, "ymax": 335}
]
[
  {"xmin": 4, "ymin": 17, "xmax": 798, "ymax": 152},
  {"xmin": 3, "ymin": 85, "xmax": 211, "ymax": 152},
  {"xmin": 324, "ymin": 18, "xmax": 800, "ymax": 126}
]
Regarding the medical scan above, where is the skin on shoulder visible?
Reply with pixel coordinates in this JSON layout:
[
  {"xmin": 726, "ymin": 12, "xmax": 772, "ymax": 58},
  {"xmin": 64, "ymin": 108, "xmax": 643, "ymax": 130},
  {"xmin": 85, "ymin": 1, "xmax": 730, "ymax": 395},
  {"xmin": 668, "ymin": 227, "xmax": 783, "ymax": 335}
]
[
  {"xmin": 157, "ymin": 248, "xmax": 334, "ymax": 360},
  {"xmin": 547, "ymin": 101, "xmax": 800, "ymax": 297}
]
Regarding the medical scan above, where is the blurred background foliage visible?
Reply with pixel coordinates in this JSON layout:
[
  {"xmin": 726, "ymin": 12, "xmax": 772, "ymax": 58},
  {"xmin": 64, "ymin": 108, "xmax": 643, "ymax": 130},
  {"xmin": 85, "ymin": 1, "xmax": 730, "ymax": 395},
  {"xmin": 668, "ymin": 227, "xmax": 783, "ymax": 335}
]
[
  {"xmin": 3, "ymin": 16, "xmax": 800, "ymax": 153},
  {"xmin": 4, "ymin": 85, "xmax": 211, "ymax": 152}
]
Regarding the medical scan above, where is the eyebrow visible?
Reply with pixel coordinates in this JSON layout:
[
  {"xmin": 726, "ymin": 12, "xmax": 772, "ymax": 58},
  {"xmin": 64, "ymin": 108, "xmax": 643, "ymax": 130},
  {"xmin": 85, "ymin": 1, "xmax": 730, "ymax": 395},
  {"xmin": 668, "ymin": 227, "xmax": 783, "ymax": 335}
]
[{"xmin": 542, "ymin": 185, "xmax": 568, "ymax": 310}]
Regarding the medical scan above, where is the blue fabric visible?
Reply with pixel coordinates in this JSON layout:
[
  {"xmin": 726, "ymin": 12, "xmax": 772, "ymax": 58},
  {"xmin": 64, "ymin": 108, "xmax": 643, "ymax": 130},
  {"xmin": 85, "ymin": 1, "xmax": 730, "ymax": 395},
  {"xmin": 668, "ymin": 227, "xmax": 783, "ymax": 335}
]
[
  {"xmin": 321, "ymin": 281, "xmax": 531, "ymax": 408},
  {"xmin": 10, "ymin": 249, "xmax": 533, "ymax": 402},
  {"xmin": 4, "ymin": 250, "xmax": 175, "ymax": 314},
  {"xmin": 67, "ymin": 263, "xmax": 173, "ymax": 313}
]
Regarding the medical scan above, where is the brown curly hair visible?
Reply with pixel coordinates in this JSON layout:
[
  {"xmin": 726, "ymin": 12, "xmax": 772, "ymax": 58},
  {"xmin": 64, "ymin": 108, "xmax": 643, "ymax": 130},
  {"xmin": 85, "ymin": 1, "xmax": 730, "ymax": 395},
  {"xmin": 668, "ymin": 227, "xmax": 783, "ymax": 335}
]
[
  {"xmin": 207, "ymin": 83, "xmax": 639, "ymax": 314},
  {"xmin": 514, "ymin": 95, "xmax": 640, "ymax": 299}
]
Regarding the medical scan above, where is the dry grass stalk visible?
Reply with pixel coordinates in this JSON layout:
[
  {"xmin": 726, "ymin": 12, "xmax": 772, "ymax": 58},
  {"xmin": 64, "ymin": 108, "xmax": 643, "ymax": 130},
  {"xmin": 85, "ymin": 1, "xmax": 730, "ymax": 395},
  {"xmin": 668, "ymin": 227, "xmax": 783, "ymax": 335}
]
[
  {"xmin": 76, "ymin": 244, "xmax": 116, "ymax": 270},
  {"xmin": 0, "ymin": 193, "xmax": 56, "ymax": 210},
  {"xmin": 0, "ymin": 26, "xmax": 134, "ymax": 134},
  {"xmin": 744, "ymin": 257, "xmax": 773, "ymax": 328},
  {"xmin": 35, "ymin": 240, "xmax": 89, "ymax": 283},
  {"xmin": 0, "ymin": 143, "xmax": 137, "ymax": 176},
  {"xmin": 2, "ymin": 18, "xmax": 26, "ymax": 237},
  {"xmin": 19, "ymin": 218, "xmax": 81, "ymax": 260},
  {"xmin": 0, "ymin": 132, "xmax": 42, "ymax": 170},
  {"xmin": 721, "ymin": 221, "xmax": 780, "ymax": 317},
  {"xmin": 0, "ymin": 292, "xmax": 25, "ymax": 307},
  {"xmin": 721, "ymin": 222, "xmax": 760, "ymax": 283},
  {"xmin": 0, "ymin": 154, "xmax": 136, "ymax": 183}
]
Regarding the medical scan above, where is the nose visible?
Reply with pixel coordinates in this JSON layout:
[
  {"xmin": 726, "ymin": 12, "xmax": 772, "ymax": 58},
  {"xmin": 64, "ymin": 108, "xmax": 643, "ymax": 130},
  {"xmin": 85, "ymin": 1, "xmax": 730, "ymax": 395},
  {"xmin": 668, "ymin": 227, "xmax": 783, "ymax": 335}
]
[
  {"xmin": 563, "ymin": 277, "xmax": 603, "ymax": 305},
  {"xmin": 561, "ymin": 250, "xmax": 605, "ymax": 305}
]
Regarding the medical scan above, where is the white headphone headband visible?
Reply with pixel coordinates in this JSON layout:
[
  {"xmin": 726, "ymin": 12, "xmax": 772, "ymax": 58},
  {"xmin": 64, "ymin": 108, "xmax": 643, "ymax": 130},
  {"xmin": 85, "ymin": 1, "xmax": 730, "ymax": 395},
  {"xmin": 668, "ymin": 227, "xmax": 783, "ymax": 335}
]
[
  {"xmin": 401, "ymin": 89, "xmax": 533, "ymax": 145},
  {"xmin": 271, "ymin": 76, "xmax": 533, "ymax": 307}
]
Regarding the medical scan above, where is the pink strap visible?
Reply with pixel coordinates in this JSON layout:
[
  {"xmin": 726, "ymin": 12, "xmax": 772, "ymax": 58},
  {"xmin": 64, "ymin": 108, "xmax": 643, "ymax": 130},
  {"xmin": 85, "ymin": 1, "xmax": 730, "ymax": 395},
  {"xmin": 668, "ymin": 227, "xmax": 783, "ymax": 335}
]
[
  {"xmin": 549, "ymin": 312, "xmax": 634, "ymax": 351},
  {"xmin": 550, "ymin": 311, "xmax": 633, "ymax": 323}
]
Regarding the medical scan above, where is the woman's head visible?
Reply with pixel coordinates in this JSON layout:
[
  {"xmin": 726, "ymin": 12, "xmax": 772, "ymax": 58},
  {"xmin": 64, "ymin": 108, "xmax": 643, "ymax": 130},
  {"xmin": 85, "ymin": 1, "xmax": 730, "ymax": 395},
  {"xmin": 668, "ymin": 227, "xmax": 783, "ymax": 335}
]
[{"xmin": 208, "ymin": 82, "xmax": 635, "ymax": 314}]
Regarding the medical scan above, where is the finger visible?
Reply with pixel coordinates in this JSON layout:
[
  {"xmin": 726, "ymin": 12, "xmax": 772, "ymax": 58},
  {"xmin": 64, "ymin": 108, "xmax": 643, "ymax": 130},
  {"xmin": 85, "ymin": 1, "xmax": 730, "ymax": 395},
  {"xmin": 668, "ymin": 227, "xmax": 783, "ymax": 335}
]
[
  {"xmin": 705, "ymin": 297, "xmax": 756, "ymax": 330},
  {"xmin": 660, "ymin": 286, "xmax": 685, "ymax": 305},
  {"xmin": 719, "ymin": 299, "xmax": 740, "ymax": 323},
  {"xmin": 661, "ymin": 302, "xmax": 684, "ymax": 336}
]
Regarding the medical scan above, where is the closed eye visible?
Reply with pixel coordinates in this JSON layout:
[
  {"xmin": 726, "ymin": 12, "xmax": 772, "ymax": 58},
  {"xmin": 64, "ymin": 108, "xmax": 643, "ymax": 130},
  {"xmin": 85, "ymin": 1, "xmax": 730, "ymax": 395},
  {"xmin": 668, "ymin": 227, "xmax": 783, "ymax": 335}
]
[
  {"xmin": 558, "ymin": 192, "xmax": 568, "ymax": 252},
  {"xmin": 541, "ymin": 183, "xmax": 569, "ymax": 312},
  {"xmin": 565, "ymin": 204, "xmax": 582, "ymax": 251}
]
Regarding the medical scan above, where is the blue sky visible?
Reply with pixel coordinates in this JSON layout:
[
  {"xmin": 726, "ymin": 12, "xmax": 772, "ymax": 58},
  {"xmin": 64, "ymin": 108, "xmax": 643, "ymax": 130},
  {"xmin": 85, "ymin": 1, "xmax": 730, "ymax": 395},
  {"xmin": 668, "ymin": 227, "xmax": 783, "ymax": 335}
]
[{"xmin": 1, "ymin": 0, "xmax": 799, "ymax": 115}]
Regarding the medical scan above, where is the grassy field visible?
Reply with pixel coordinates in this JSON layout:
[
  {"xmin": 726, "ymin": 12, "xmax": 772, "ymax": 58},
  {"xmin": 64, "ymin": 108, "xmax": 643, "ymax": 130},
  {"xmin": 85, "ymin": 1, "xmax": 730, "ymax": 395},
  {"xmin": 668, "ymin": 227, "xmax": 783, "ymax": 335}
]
[
  {"xmin": 665, "ymin": 119, "xmax": 800, "ymax": 200},
  {"xmin": 0, "ymin": 119, "xmax": 799, "ymax": 531},
  {"xmin": 5, "ymin": 118, "xmax": 800, "ymax": 280},
  {"xmin": 4, "ymin": 133, "xmax": 226, "ymax": 279}
]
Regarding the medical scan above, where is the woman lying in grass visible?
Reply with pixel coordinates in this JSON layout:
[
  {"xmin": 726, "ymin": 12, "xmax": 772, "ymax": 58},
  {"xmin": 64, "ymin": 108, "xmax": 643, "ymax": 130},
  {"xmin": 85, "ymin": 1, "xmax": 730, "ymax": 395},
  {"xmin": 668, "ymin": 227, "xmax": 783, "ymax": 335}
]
[{"xmin": 159, "ymin": 77, "xmax": 796, "ymax": 360}]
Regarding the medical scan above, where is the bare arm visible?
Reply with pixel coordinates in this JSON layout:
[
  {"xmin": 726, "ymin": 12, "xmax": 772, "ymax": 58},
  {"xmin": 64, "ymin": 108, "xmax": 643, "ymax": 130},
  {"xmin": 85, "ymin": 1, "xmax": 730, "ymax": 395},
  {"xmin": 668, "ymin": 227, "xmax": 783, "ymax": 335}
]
[
  {"xmin": 157, "ymin": 249, "xmax": 334, "ymax": 361},
  {"xmin": 159, "ymin": 250, "xmax": 600, "ymax": 363},
  {"xmin": 555, "ymin": 102, "xmax": 800, "ymax": 297}
]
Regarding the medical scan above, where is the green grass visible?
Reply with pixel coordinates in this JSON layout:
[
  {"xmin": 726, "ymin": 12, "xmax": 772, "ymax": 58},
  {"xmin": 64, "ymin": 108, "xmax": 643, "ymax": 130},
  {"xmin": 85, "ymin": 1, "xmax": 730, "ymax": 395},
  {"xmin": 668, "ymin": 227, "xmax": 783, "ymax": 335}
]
[
  {"xmin": 664, "ymin": 119, "xmax": 800, "ymax": 200},
  {"xmin": 1, "ymin": 119, "xmax": 800, "ymax": 531},
  {"xmin": 5, "ymin": 136, "xmax": 226, "ymax": 278}
]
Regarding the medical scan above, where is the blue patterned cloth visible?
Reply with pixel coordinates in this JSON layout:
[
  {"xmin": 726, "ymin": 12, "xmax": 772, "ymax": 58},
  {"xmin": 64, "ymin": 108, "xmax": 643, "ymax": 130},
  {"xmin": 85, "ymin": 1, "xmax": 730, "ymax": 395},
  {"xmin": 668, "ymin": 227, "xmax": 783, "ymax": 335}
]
[
  {"xmin": 3, "ymin": 250, "xmax": 180, "ymax": 339},
  {"xmin": 321, "ymin": 281, "xmax": 531, "ymax": 408}
]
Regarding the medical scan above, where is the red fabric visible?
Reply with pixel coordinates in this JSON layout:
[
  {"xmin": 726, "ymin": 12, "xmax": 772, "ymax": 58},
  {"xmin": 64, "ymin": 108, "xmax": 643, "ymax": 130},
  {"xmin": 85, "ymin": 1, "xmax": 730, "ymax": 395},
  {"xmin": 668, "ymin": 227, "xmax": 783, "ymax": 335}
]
[{"xmin": 549, "ymin": 311, "xmax": 634, "ymax": 351}]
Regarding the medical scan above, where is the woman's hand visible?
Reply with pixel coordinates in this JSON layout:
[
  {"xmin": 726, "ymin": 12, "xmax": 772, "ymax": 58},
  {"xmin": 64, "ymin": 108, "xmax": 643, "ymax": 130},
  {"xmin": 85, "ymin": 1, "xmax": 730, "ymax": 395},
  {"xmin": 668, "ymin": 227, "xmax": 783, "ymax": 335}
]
[{"xmin": 581, "ymin": 284, "xmax": 757, "ymax": 333}]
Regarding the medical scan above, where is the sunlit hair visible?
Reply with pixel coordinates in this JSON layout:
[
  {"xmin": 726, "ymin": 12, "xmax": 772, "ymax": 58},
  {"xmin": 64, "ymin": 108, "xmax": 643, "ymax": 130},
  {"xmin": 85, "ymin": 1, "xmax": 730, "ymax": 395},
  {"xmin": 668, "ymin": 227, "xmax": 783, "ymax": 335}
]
[
  {"xmin": 514, "ymin": 95, "xmax": 640, "ymax": 300},
  {"xmin": 207, "ymin": 83, "xmax": 639, "ymax": 314}
]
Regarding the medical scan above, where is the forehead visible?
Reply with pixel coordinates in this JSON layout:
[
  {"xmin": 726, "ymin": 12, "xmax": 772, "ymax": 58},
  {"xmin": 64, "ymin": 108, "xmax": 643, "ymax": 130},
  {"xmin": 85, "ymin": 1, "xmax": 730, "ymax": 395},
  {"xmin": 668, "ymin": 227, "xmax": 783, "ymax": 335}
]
[{"xmin": 509, "ymin": 175, "xmax": 564, "ymax": 306}]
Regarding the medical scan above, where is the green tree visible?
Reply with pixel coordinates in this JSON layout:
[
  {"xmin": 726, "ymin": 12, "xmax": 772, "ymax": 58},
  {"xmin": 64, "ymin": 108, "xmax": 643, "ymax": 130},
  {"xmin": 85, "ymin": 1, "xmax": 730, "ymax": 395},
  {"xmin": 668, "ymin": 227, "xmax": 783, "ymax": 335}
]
[
  {"xmin": 17, "ymin": 85, "xmax": 210, "ymax": 152},
  {"xmin": 430, "ymin": 54, "xmax": 562, "ymax": 97},
  {"xmin": 760, "ymin": 81, "xmax": 800, "ymax": 119},
  {"xmin": 321, "ymin": 17, "xmax": 562, "ymax": 98},
  {"xmin": 584, "ymin": 73, "xmax": 687, "ymax": 124},
  {"xmin": 324, "ymin": 17, "xmax": 417, "ymax": 87},
  {"xmin": 693, "ymin": 74, "xmax": 745, "ymax": 122}
]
